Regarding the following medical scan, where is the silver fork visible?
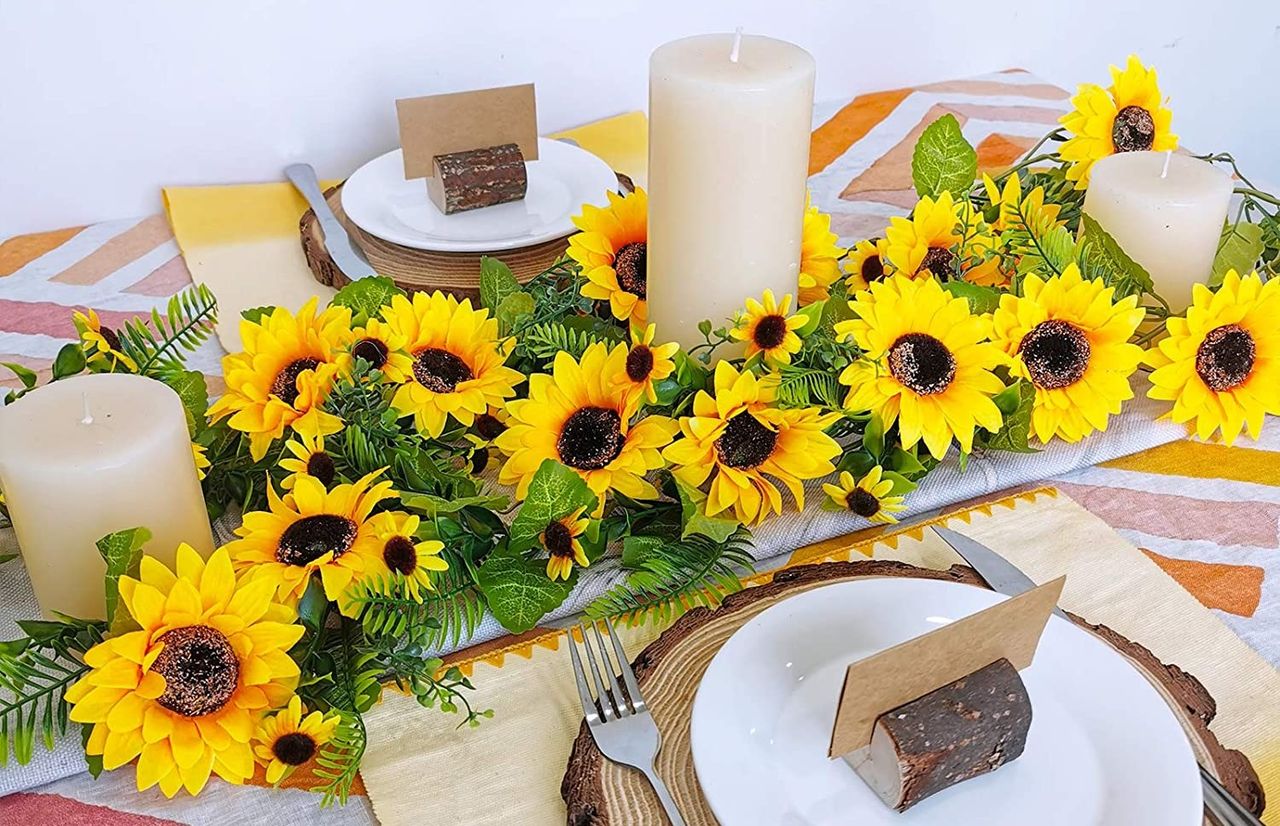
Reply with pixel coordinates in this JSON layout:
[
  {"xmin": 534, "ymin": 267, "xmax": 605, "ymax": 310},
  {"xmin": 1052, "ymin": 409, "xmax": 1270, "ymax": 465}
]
[{"xmin": 569, "ymin": 619, "xmax": 686, "ymax": 825}]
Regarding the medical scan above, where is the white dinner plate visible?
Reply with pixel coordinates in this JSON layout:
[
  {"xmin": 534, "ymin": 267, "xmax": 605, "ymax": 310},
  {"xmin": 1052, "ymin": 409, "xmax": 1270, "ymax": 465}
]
[
  {"xmin": 690, "ymin": 578, "xmax": 1201, "ymax": 826},
  {"xmin": 340, "ymin": 137, "xmax": 617, "ymax": 252}
]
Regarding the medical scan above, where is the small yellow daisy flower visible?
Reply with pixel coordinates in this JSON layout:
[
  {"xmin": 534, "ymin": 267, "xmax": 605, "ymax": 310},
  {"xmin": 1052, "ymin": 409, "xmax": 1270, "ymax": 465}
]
[
  {"xmin": 72, "ymin": 308, "xmax": 137, "ymax": 372},
  {"xmin": 541, "ymin": 507, "xmax": 591, "ymax": 581},
  {"xmin": 845, "ymin": 238, "xmax": 892, "ymax": 293},
  {"xmin": 346, "ymin": 316, "xmax": 414, "ymax": 383},
  {"xmin": 364, "ymin": 511, "xmax": 449, "ymax": 600},
  {"xmin": 823, "ymin": 467, "xmax": 907, "ymax": 524},
  {"xmin": 279, "ymin": 431, "xmax": 337, "ymax": 490},
  {"xmin": 730, "ymin": 290, "xmax": 805, "ymax": 366},
  {"xmin": 253, "ymin": 695, "xmax": 340, "ymax": 785},
  {"xmin": 612, "ymin": 323, "xmax": 679, "ymax": 407}
]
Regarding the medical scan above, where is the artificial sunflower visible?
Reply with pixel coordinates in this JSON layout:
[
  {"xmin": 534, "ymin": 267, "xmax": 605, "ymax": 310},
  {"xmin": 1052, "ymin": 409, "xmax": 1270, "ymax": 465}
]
[
  {"xmin": 191, "ymin": 442, "xmax": 210, "ymax": 480},
  {"xmin": 883, "ymin": 191, "xmax": 1000, "ymax": 284},
  {"xmin": 611, "ymin": 323, "xmax": 678, "ymax": 406},
  {"xmin": 797, "ymin": 198, "xmax": 848, "ymax": 305},
  {"xmin": 66, "ymin": 546, "xmax": 303, "ymax": 798},
  {"xmin": 845, "ymin": 238, "xmax": 892, "ymax": 293},
  {"xmin": 361, "ymin": 511, "xmax": 448, "ymax": 600},
  {"xmin": 663, "ymin": 361, "xmax": 840, "ymax": 525},
  {"xmin": 980, "ymin": 172, "xmax": 1066, "ymax": 286},
  {"xmin": 495, "ymin": 343, "xmax": 678, "ymax": 502},
  {"xmin": 279, "ymin": 431, "xmax": 337, "ymax": 490},
  {"xmin": 346, "ymin": 316, "xmax": 414, "ymax": 383},
  {"xmin": 823, "ymin": 467, "xmax": 906, "ymax": 524},
  {"xmin": 836, "ymin": 275, "xmax": 1006, "ymax": 460},
  {"xmin": 225, "ymin": 471, "xmax": 394, "ymax": 609},
  {"xmin": 568, "ymin": 188, "xmax": 648, "ymax": 323},
  {"xmin": 72, "ymin": 308, "xmax": 137, "ymax": 371},
  {"xmin": 252, "ymin": 695, "xmax": 339, "ymax": 785},
  {"xmin": 381, "ymin": 291, "xmax": 523, "ymax": 438},
  {"xmin": 991, "ymin": 264, "xmax": 1145, "ymax": 443},
  {"xmin": 1146, "ymin": 270, "xmax": 1280, "ymax": 444},
  {"xmin": 730, "ymin": 290, "xmax": 805, "ymax": 367},
  {"xmin": 208, "ymin": 298, "xmax": 351, "ymax": 461},
  {"xmin": 541, "ymin": 507, "xmax": 591, "ymax": 581},
  {"xmin": 1059, "ymin": 55, "xmax": 1177, "ymax": 189}
]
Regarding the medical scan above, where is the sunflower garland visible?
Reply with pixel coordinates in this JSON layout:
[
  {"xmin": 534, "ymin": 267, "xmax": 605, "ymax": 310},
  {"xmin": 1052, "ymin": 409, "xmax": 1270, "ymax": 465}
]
[
  {"xmin": 883, "ymin": 191, "xmax": 1001, "ymax": 284},
  {"xmin": 1146, "ymin": 270, "xmax": 1280, "ymax": 444}
]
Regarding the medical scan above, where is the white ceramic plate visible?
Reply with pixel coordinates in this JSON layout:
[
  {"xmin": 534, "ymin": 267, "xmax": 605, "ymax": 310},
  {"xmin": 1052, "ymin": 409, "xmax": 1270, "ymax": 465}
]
[
  {"xmin": 690, "ymin": 578, "xmax": 1201, "ymax": 826},
  {"xmin": 340, "ymin": 137, "xmax": 616, "ymax": 252}
]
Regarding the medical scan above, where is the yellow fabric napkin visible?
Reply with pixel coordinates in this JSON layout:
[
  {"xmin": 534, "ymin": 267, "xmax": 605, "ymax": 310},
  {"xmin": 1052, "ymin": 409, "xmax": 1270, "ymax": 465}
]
[
  {"xmin": 162, "ymin": 113, "xmax": 649, "ymax": 353},
  {"xmin": 358, "ymin": 489, "xmax": 1280, "ymax": 824}
]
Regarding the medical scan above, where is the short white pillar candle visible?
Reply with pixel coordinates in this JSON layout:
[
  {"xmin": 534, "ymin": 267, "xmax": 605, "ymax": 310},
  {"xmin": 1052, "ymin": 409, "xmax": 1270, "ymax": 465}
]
[
  {"xmin": 1083, "ymin": 151, "xmax": 1233, "ymax": 312},
  {"xmin": 0, "ymin": 373, "xmax": 214, "ymax": 619}
]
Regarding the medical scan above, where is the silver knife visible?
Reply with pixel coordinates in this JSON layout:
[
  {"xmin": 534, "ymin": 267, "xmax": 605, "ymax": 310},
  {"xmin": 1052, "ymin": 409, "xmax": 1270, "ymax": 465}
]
[
  {"xmin": 284, "ymin": 163, "xmax": 377, "ymax": 281},
  {"xmin": 931, "ymin": 525, "xmax": 1261, "ymax": 826}
]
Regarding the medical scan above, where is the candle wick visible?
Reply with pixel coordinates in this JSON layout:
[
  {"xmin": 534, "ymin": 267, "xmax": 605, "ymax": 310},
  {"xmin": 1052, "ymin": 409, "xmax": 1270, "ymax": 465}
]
[
  {"xmin": 1161, "ymin": 150, "xmax": 1172, "ymax": 179},
  {"xmin": 80, "ymin": 393, "xmax": 94, "ymax": 426},
  {"xmin": 729, "ymin": 27, "xmax": 743, "ymax": 63}
]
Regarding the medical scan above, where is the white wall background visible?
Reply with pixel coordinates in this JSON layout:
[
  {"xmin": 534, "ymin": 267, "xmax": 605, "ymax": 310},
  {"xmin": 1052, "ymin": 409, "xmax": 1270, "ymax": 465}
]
[{"xmin": 1, "ymin": 0, "xmax": 1277, "ymax": 236}]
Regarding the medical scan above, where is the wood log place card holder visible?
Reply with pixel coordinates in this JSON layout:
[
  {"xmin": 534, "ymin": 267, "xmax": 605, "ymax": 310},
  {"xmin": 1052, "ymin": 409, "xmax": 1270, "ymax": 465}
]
[
  {"xmin": 827, "ymin": 577, "xmax": 1065, "ymax": 812},
  {"xmin": 396, "ymin": 83, "xmax": 539, "ymax": 215}
]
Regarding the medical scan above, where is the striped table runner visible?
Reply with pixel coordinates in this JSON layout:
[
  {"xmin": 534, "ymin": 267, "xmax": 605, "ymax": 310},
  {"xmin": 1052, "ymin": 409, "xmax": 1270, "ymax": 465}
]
[{"xmin": 1, "ymin": 69, "xmax": 1276, "ymax": 823}]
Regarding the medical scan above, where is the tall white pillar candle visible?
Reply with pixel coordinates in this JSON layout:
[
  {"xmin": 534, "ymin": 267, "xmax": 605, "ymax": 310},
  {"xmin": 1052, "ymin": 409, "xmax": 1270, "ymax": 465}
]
[
  {"xmin": 1083, "ymin": 151, "xmax": 1233, "ymax": 312},
  {"xmin": 647, "ymin": 32, "xmax": 815, "ymax": 349},
  {"xmin": 0, "ymin": 373, "xmax": 214, "ymax": 619}
]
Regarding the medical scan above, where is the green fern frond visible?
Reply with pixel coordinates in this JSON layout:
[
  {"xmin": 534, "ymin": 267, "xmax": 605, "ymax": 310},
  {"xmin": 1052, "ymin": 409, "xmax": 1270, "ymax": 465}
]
[
  {"xmin": 586, "ymin": 529, "xmax": 756, "ymax": 625},
  {"xmin": 775, "ymin": 364, "xmax": 844, "ymax": 409},
  {"xmin": 518, "ymin": 321, "xmax": 620, "ymax": 362},
  {"xmin": 116, "ymin": 284, "xmax": 218, "ymax": 377},
  {"xmin": 347, "ymin": 566, "xmax": 484, "ymax": 651},
  {"xmin": 307, "ymin": 620, "xmax": 381, "ymax": 808}
]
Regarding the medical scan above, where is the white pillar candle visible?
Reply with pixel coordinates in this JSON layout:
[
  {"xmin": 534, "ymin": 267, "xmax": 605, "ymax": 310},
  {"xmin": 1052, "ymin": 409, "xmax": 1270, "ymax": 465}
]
[
  {"xmin": 1083, "ymin": 151, "xmax": 1233, "ymax": 312},
  {"xmin": 0, "ymin": 373, "xmax": 214, "ymax": 620},
  {"xmin": 647, "ymin": 32, "xmax": 815, "ymax": 349}
]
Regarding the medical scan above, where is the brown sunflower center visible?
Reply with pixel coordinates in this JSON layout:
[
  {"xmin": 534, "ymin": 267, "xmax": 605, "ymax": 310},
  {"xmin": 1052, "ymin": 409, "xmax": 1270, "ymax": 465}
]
[
  {"xmin": 99, "ymin": 325, "xmax": 123, "ymax": 352},
  {"xmin": 862, "ymin": 254, "xmax": 885, "ymax": 282},
  {"xmin": 846, "ymin": 487, "xmax": 882, "ymax": 518},
  {"xmin": 305, "ymin": 452, "xmax": 336, "ymax": 487},
  {"xmin": 271, "ymin": 358, "xmax": 322, "ymax": 406},
  {"xmin": 474, "ymin": 412, "xmax": 506, "ymax": 440},
  {"xmin": 542, "ymin": 520, "xmax": 574, "ymax": 558},
  {"xmin": 152, "ymin": 625, "xmax": 239, "ymax": 717},
  {"xmin": 919, "ymin": 246, "xmax": 956, "ymax": 279},
  {"xmin": 1196, "ymin": 324, "xmax": 1256, "ymax": 391},
  {"xmin": 614, "ymin": 242, "xmax": 648, "ymax": 298},
  {"xmin": 626, "ymin": 345, "xmax": 655, "ymax": 382},
  {"xmin": 272, "ymin": 732, "xmax": 318, "ymax": 766},
  {"xmin": 351, "ymin": 337, "xmax": 389, "ymax": 370},
  {"xmin": 557, "ymin": 407, "xmax": 624, "ymax": 470},
  {"xmin": 753, "ymin": 315, "xmax": 789, "ymax": 350},
  {"xmin": 715, "ymin": 412, "xmax": 778, "ymax": 469},
  {"xmin": 1019, "ymin": 319, "xmax": 1091, "ymax": 390},
  {"xmin": 276, "ymin": 514, "xmax": 357, "ymax": 566},
  {"xmin": 888, "ymin": 333, "xmax": 956, "ymax": 396},
  {"xmin": 382, "ymin": 535, "xmax": 418, "ymax": 574},
  {"xmin": 1112, "ymin": 105, "xmax": 1156, "ymax": 153},
  {"xmin": 413, "ymin": 347, "xmax": 473, "ymax": 393}
]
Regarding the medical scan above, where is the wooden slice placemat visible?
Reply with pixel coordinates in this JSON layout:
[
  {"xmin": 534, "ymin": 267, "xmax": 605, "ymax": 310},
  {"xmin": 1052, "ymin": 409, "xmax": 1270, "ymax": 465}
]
[
  {"xmin": 561, "ymin": 560, "xmax": 1264, "ymax": 825},
  {"xmin": 299, "ymin": 184, "xmax": 570, "ymax": 300}
]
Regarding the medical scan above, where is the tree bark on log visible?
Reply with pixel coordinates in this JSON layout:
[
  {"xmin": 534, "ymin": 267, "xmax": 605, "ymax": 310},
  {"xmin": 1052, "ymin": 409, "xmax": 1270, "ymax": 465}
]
[
  {"xmin": 846, "ymin": 657, "xmax": 1032, "ymax": 812},
  {"xmin": 427, "ymin": 142, "xmax": 527, "ymax": 214}
]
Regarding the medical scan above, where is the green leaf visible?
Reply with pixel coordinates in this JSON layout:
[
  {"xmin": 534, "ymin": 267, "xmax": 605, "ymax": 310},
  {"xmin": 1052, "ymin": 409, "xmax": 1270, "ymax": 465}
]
[
  {"xmin": 984, "ymin": 382, "xmax": 1038, "ymax": 454},
  {"xmin": 884, "ymin": 446, "xmax": 927, "ymax": 478},
  {"xmin": 911, "ymin": 114, "xmax": 977, "ymax": 199},
  {"xmin": 82, "ymin": 725, "xmax": 103, "ymax": 778},
  {"xmin": 240, "ymin": 306, "xmax": 276, "ymax": 324},
  {"xmin": 1, "ymin": 362, "xmax": 38, "ymax": 389},
  {"xmin": 0, "ymin": 553, "xmax": 16, "ymax": 565},
  {"xmin": 399, "ymin": 491, "xmax": 511, "ymax": 518},
  {"xmin": 495, "ymin": 291, "xmax": 536, "ymax": 335},
  {"xmin": 669, "ymin": 475, "xmax": 739, "ymax": 543},
  {"xmin": 51, "ymin": 344, "xmax": 86, "ymax": 380},
  {"xmin": 941, "ymin": 281, "xmax": 1001, "ymax": 314},
  {"xmin": 862, "ymin": 413, "xmax": 885, "ymax": 459},
  {"xmin": 296, "ymin": 576, "xmax": 329, "ymax": 633},
  {"xmin": 621, "ymin": 535, "xmax": 666, "ymax": 568},
  {"xmin": 794, "ymin": 300, "xmax": 825, "ymax": 337},
  {"xmin": 475, "ymin": 549, "xmax": 575, "ymax": 633},
  {"xmin": 507, "ymin": 460, "xmax": 597, "ymax": 552},
  {"xmin": 95, "ymin": 527, "xmax": 151, "ymax": 633},
  {"xmin": 881, "ymin": 470, "xmax": 918, "ymax": 497},
  {"xmin": 159, "ymin": 368, "xmax": 209, "ymax": 434},
  {"xmin": 1078, "ymin": 214, "xmax": 1154, "ymax": 298},
  {"xmin": 479, "ymin": 257, "xmax": 521, "ymax": 312},
  {"xmin": 1211, "ymin": 222, "xmax": 1264, "ymax": 287},
  {"xmin": 330, "ymin": 276, "xmax": 403, "ymax": 321}
]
